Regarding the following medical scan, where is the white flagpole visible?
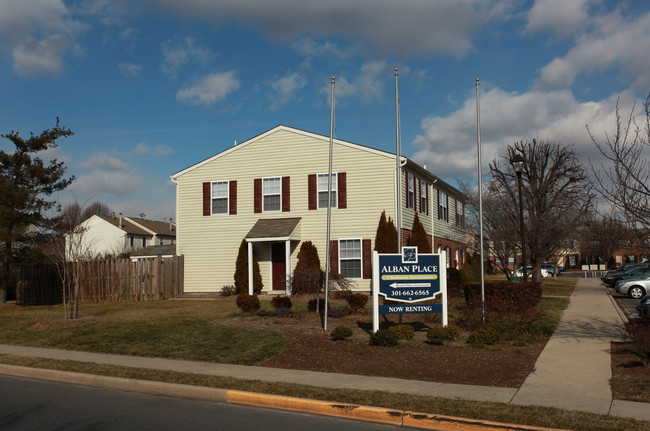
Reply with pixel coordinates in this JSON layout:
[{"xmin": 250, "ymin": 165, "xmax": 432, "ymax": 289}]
[
  {"xmin": 476, "ymin": 78, "xmax": 486, "ymax": 319},
  {"xmin": 324, "ymin": 77, "xmax": 335, "ymax": 331},
  {"xmin": 395, "ymin": 68, "xmax": 402, "ymax": 251}
]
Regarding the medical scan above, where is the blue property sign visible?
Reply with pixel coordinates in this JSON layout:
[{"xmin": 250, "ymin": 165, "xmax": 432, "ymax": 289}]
[
  {"xmin": 372, "ymin": 247, "xmax": 448, "ymax": 332},
  {"xmin": 378, "ymin": 249, "xmax": 440, "ymax": 302}
]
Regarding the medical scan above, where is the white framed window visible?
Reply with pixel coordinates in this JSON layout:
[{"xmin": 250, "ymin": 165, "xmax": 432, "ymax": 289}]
[
  {"xmin": 211, "ymin": 181, "xmax": 229, "ymax": 214},
  {"xmin": 263, "ymin": 177, "xmax": 281, "ymax": 212},
  {"xmin": 420, "ymin": 179, "xmax": 427, "ymax": 213},
  {"xmin": 317, "ymin": 173, "xmax": 337, "ymax": 209},
  {"xmin": 438, "ymin": 189, "xmax": 448, "ymax": 221},
  {"xmin": 407, "ymin": 173, "xmax": 415, "ymax": 209},
  {"xmin": 339, "ymin": 238, "xmax": 362, "ymax": 279}
]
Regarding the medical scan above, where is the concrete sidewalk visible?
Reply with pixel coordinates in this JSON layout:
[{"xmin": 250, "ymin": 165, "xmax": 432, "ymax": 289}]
[{"xmin": 0, "ymin": 277, "xmax": 648, "ymax": 423}]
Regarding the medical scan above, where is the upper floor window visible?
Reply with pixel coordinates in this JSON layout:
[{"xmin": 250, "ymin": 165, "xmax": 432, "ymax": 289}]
[
  {"xmin": 263, "ymin": 177, "xmax": 281, "ymax": 211},
  {"xmin": 407, "ymin": 173, "xmax": 415, "ymax": 209},
  {"xmin": 318, "ymin": 173, "xmax": 337, "ymax": 209},
  {"xmin": 420, "ymin": 179, "xmax": 428, "ymax": 214},
  {"xmin": 438, "ymin": 190, "xmax": 448, "ymax": 222},
  {"xmin": 211, "ymin": 181, "xmax": 229, "ymax": 214}
]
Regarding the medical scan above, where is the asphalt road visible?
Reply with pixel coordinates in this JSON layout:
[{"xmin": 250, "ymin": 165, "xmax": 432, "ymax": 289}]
[{"xmin": 0, "ymin": 375, "xmax": 414, "ymax": 431}]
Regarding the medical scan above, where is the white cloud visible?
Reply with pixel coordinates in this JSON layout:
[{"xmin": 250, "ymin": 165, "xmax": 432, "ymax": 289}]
[
  {"xmin": 0, "ymin": 0, "xmax": 86, "ymax": 78},
  {"xmin": 291, "ymin": 38, "xmax": 352, "ymax": 58},
  {"xmin": 161, "ymin": 36, "xmax": 213, "ymax": 78},
  {"xmin": 133, "ymin": 142, "xmax": 173, "ymax": 156},
  {"xmin": 525, "ymin": 0, "xmax": 595, "ymax": 38},
  {"xmin": 320, "ymin": 60, "xmax": 390, "ymax": 105},
  {"xmin": 537, "ymin": 8, "xmax": 650, "ymax": 91},
  {"xmin": 69, "ymin": 169, "xmax": 142, "ymax": 197},
  {"xmin": 77, "ymin": 154, "xmax": 129, "ymax": 170},
  {"xmin": 139, "ymin": 0, "xmax": 507, "ymax": 57},
  {"xmin": 119, "ymin": 63, "xmax": 141, "ymax": 77},
  {"xmin": 176, "ymin": 71, "xmax": 240, "ymax": 107},
  {"xmin": 411, "ymin": 86, "xmax": 637, "ymax": 180},
  {"xmin": 267, "ymin": 72, "xmax": 307, "ymax": 110}
]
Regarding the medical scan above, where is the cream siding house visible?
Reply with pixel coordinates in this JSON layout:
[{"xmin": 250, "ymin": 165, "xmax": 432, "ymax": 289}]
[
  {"xmin": 66, "ymin": 215, "xmax": 176, "ymax": 260},
  {"xmin": 171, "ymin": 125, "xmax": 467, "ymax": 294}
]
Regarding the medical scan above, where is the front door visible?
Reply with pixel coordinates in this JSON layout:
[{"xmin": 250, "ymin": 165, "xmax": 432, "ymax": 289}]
[{"xmin": 271, "ymin": 242, "xmax": 286, "ymax": 291}]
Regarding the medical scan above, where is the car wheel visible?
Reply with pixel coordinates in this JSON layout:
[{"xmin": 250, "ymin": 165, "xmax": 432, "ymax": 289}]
[{"xmin": 629, "ymin": 286, "xmax": 645, "ymax": 299}]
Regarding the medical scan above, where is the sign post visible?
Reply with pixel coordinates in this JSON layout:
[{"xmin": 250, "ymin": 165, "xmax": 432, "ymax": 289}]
[{"xmin": 372, "ymin": 247, "xmax": 447, "ymax": 333}]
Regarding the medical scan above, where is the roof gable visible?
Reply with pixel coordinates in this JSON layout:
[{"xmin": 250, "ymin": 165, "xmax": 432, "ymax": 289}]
[{"xmin": 171, "ymin": 125, "xmax": 395, "ymax": 179}]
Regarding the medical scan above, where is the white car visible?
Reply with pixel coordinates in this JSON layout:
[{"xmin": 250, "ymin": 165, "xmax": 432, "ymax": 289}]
[{"xmin": 515, "ymin": 266, "xmax": 551, "ymax": 278}]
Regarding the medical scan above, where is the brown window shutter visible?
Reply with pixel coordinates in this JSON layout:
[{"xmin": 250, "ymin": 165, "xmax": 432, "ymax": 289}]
[
  {"xmin": 362, "ymin": 239, "xmax": 371, "ymax": 279},
  {"xmin": 415, "ymin": 177, "xmax": 419, "ymax": 212},
  {"xmin": 282, "ymin": 176, "xmax": 290, "ymax": 212},
  {"xmin": 229, "ymin": 181, "xmax": 237, "ymax": 215},
  {"xmin": 254, "ymin": 178, "xmax": 262, "ymax": 213},
  {"xmin": 404, "ymin": 171, "xmax": 408, "ymax": 208},
  {"xmin": 337, "ymin": 172, "xmax": 347, "ymax": 209},
  {"xmin": 308, "ymin": 174, "xmax": 317, "ymax": 210},
  {"xmin": 329, "ymin": 240, "xmax": 339, "ymax": 275},
  {"xmin": 202, "ymin": 182, "xmax": 211, "ymax": 216},
  {"xmin": 425, "ymin": 185, "xmax": 429, "ymax": 215}
]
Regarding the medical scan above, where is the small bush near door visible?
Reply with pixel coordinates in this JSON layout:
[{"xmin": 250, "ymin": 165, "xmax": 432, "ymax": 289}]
[
  {"xmin": 271, "ymin": 296, "xmax": 292, "ymax": 310},
  {"xmin": 236, "ymin": 294, "xmax": 260, "ymax": 313}
]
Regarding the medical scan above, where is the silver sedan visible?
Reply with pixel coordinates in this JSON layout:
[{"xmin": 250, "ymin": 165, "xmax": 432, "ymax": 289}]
[{"xmin": 615, "ymin": 275, "xmax": 650, "ymax": 299}]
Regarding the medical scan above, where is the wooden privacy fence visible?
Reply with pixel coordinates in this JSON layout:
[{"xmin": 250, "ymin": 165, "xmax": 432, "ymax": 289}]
[
  {"xmin": 18, "ymin": 256, "xmax": 184, "ymax": 304},
  {"xmin": 71, "ymin": 256, "xmax": 184, "ymax": 302}
]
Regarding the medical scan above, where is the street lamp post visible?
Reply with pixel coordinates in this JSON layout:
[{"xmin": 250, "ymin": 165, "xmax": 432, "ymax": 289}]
[{"xmin": 510, "ymin": 153, "xmax": 527, "ymax": 282}]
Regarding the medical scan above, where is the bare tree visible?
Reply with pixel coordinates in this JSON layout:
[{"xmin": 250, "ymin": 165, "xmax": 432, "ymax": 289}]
[
  {"xmin": 578, "ymin": 213, "xmax": 628, "ymax": 265},
  {"xmin": 82, "ymin": 201, "xmax": 112, "ymax": 221},
  {"xmin": 459, "ymin": 179, "xmax": 520, "ymax": 279},
  {"xmin": 489, "ymin": 140, "xmax": 594, "ymax": 282},
  {"xmin": 47, "ymin": 200, "xmax": 98, "ymax": 319},
  {"xmin": 588, "ymin": 93, "xmax": 650, "ymax": 250}
]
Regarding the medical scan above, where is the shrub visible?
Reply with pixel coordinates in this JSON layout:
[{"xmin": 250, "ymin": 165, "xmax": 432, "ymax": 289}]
[
  {"xmin": 369, "ymin": 329, "xmax": 400, "ymax": 347},
  {"xmin": 625, "ymin": 321, "xmax": 650, "ymax": 366},
  {"xmin": 427, "ymin": 325, "xmax": 459, "ymax": 345},
  {"xmin": 331, "ymin": 326, "xmax": 353, "ymax": 341},
  {"xmin": 257, "ymin": 308, "xmax": 301, "ymax": 318},
  {"xmin": 328, "ymin": 306, "xmax": 350, "ymax": 318},
  {"xmin": 307, "ymin": 298, "xmax": 319, "ymax": 313},
  {"xmin": 236, "ymin": 294, "xmax": 260, "ymax": 313},
  {"xmin": 271, "ymin": 296, "xmax": 292, "ymax": 310},
  {"xmin": 467, "ymin": 322, "xmax": 502, "ymax": 346},
  {"xmin": 234, "ymin": 239, "xmax": 263, "ymax": 294},
  {"xmin": 220, "ymin": 285, "xmax": 236, "ymax": 297},
  {"xmin": 345, "ymin": 293, "xmax": 368, "ymax": 311},
  {"xmin": 292, "ymin": 241, "xmax": 322, "ymax": 295},
  {"xmin": 388, "ymin": 324, "xmax": 414, "ymax": 340}
]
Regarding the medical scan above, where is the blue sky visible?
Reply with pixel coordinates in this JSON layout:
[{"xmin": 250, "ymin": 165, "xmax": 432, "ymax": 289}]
[{"xmin": 1, "ymin": 0, "xmax": 648, "ymax": 221}]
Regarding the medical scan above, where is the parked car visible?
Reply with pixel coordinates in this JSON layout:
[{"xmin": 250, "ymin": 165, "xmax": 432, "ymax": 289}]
[
  {"xmin": 516, "ymin": 266, "xmax": 551, "ymax": 278},
  {"xmin": 603, "ymin": 263, "xmax": 637, "ymax": 277},
  {"xmin": 541, "ymin": 261, "xmax": 560, "ymax": 276},
  {"xmin": 637, "ymin": 295, "xmax": 650, "ymax": 319},
  {"xmin": 615, "ymin": 275, "xmax": 650, "ymax": 299},
  {"xmin": 602, "ymin": 265, "xmax": 650, "ymax": 286},
  {"xmin": 610, "ymin": 263, "xmax": 622, "ymax": 271}
]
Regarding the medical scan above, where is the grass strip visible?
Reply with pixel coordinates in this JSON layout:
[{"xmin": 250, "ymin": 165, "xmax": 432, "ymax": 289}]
[{"xmin": 0, "ymin": 354, "xmax": 647, "ymax": 431}]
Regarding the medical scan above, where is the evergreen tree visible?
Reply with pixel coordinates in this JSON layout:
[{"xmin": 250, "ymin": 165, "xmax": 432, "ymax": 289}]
[
  {"xmin": 292, "ymin": 241, "xmax": 322, "ymax": 295},
  {"xmin": 0, "ymin": 119, "xmax": 74, "ymax": 303},
  {"xmin": 386, "ymin": 215, "xmax": 398, "ymax": 253},
  {"xmin": 410, "ymin": 212, "xmax": 431, "ymax": 253},
  {"xmin": 375, "ymin": 211, "xmax": 398, "ymax": 253},
  {"xmin": 233, "ymin": 239, "xmax": 262, "ymax": 294}
]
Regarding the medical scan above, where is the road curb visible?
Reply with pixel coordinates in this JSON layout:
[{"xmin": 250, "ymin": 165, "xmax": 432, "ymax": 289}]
[
  {"xmin": 0, "ymin": 364, "xmax": 228, "ymax": 403},
  {"xmin": 227, "ymin": 390, "xmax": 571, "ymax": 431},
  {"xmin": 0, "ymin": 363, "xmax": 571, "ymax": 430}
]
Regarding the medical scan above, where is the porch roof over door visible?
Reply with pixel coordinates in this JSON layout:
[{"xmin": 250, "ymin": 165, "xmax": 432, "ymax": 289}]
[{"xmin": 245, "ymin": 217, "xmax": 301, "ymax": 243}]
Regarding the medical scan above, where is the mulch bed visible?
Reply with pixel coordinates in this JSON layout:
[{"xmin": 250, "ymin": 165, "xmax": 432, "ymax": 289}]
[{"xmin": 220, "ymin": 311, "xmax": 543, "ymax": 388}]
